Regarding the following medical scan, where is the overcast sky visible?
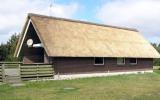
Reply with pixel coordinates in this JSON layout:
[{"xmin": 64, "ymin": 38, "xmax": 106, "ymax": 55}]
[{"xmin": 0, "ymin": 0, "xmax": 160, "ymax": 43}]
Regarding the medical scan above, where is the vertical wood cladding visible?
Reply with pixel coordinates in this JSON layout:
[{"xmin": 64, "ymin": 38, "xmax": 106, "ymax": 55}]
[
  {"xmin": 22, "ymin": 22, "xmax": 44, "ymax": 64},
  {"xmin": 53, "ymin": 57, "xmax": 153, "ymax": 74}
]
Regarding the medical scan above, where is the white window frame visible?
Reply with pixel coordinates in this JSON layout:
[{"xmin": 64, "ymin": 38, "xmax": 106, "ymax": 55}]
[
  {"xmin": 94, "ymin": 57, "xmax": 104, "ymax": 65},
  {"xmin": 117, "ymin": 58, "xmax": 125, "ymax": 65},
  {"xmin": 129, "ymin": 58, "xmax": 137, "ymax": 65}
]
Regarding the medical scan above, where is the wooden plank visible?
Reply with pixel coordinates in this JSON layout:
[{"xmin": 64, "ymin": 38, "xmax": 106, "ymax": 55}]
[
  {"xmin": 21, "ymin": 70, "xmax": 53, "ymax": 74},
  {"xmin": 20, "ymin": 67, "xmax": 52, "ymax": 69},
  {"xmin": 38, "ymin": 68, "xmax": 53, "ymax": 71},
  {"xmin": 38, "ymin": 73, "xmax": 53, "ymax": 76},
  {"xmin": 38, "ymin": 67, "xmax": 53, "ymax": 69},
  {"xmin": 21, "ymin": 65, "xmax": 52, "ymax": 68},
  {"xmin": 0, "ymin": 62, "xmax": 22, "ymax": 64},
  {"xmin": 22, "ymin": 74, "xmax": 53, "ymax": 77},
  {"xmin": 21, "ymin": 68, "xmax": 53, "ymax": 71},
  {"xmin": 21, "ymin": 72, "xmax": 53, "ymax": 75},
  {"xmin": 20, "ymin": 68, "xmax": 53, "ymax": 70},
  {"xmin": 21, "ymin": 71, "xmax": 37, "ymax": 74},
  {"xmin": 4, "ymin": 64, "xmax": 20, "ymax": 66},
  {"xmin": 38, "ymin": 65, "xmax": 52, "ymax": 67},
  {"xmin": 38, "ymin": 70, "xmax": 53, "ymax": 73},
  {"xmin": 38, "ymin": 66, "xmax": 53, "ymax": 68},
  {"xmin": 20, "ymin": 66, "xmax": 38, "ymax": 68},
  {"xmin": 21, "ymin": 74, "xmax": 53, "ymax": 77},
  {"xmin": 21, "ymin": 73, "xmax": 37, "ymax": 75},
  {"xmin": 20, "ymin": 64, "xmax": 54, "ymax": 81},
  {"xmin": 5, "ymin": 65, "xmax": 20, "ymax": 68},
  {"xmin": 21, "ymin": 69, "xmax": 37, "ymax": 72},
  {"xmin": 22, "ymin": 76, "xmax": 53, "ymax": 81}
]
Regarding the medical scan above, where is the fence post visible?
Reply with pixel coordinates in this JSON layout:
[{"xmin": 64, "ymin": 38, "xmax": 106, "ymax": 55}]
[
  {"xmin": 1, "ymin": 64, "xmax": 5, "ymax": 83},
  {"xmin": 37, "ymin": 64, "xmax": 39, "ymax": 80},
  {"xmin": 52, "ymin": 65, "xmax": 54, "ymax": 78},
  {"xmin": 19, "ymin": 64, "xmax": 21, "ymax": 81}
]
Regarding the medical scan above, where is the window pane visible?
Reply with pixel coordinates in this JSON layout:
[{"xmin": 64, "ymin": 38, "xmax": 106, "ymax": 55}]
[
  {"xmin": 129, "ymin": 58, "xmax": 137, "ymax": 64},
  {"xmin": 94, "ymin": 57, "xmax": 104, "ymax": 65},
  {"xmin": 117, "ymin": 58, "xmax": 125, "ymax": 65}
]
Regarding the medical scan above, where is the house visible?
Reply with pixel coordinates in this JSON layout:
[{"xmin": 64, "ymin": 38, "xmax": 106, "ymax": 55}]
[{"xmin": 14, "ymin": 13, "xmax": 160, "ymax": 76}]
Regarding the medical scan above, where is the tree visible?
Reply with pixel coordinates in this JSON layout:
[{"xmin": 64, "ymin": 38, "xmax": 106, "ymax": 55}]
[
  {"xmin": 6, "ymin": 33, "xmax": 20, "ymax": 61},
  {"xmin": 152, "ymin": 43, "xmax": 160, "ymax": 66},
  {"xmin": 0, "ymin": 33, "xmax": 20, "ymax": 62},
  {"xmin": 0, "ymin": 43, "xmax": 8, "ymax": 61}
]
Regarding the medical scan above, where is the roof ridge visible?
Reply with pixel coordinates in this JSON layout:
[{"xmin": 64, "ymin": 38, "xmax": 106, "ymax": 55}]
[{"xmin": 28, "ymin": 13, "xmax": 138, "ymax": 32}]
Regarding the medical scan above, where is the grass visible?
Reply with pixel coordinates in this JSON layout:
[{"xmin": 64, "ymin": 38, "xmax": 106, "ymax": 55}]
[{"xmin": 0, "ymin": 70, "xmax": 160, "ymax": 100}]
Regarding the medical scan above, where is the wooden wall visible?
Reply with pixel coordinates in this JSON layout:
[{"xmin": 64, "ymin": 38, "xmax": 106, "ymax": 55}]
[
  {"xmin": 53, "ymin": 57, "xmax": 153, "ymax": 74},
  {"xmin": 22, "ymin": 22, "xmax": 45, "ymax": 64}
]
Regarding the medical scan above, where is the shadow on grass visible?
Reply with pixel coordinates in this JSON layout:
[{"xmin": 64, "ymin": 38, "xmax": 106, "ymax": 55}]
[{"xmin": 56, "ymin": 87, "xmax": 79, "ymax": 94}]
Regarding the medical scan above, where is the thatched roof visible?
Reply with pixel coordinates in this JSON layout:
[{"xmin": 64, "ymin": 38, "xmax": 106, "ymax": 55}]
[{"xmin": 15, "ymin": 13, "xmax": 160, "ymax": 58}]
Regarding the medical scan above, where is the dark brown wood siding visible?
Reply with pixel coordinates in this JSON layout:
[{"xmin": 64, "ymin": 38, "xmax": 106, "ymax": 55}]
[
  {"xmin": 23, "ymin": 48, "xmax": 44, "ymax": 63},
  {"xmin": 53, "ymin": 57, "xmax": 153, "ymax": 74},
  {"xmin": 22, "ymin": 22, "xmax": 45, "ymax": 64}
]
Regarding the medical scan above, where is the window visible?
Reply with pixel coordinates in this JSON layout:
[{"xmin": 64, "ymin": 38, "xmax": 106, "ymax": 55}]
[
  {"xmin": 117, "ymin": 58, "xmax": 125, "ymax": 65},
  {"xmin": 94, "ymin": 57, "xmax": 104, "ymax": 65},
  {"xmin": 129, "ymin": 58, "xmax": 137, "ymax": 65}
]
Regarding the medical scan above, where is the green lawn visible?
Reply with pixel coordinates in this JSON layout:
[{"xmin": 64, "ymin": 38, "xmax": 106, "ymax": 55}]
[{"xmin": 0, "ymin": 70, "xmax": 160, "ymax": 100}]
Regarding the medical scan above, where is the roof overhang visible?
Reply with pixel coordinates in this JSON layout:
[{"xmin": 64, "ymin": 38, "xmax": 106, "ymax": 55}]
[
  {"xmin": 14, "ymin": 13, "xmax": 160, "ymax": 58},
  {"xmin": 14, "ymin": 16, "xmax": 50, "ymax": 57}
]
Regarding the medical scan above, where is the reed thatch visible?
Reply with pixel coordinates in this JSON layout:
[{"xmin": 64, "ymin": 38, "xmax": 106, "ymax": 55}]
[{"xmin": 15, "ymin": 13, "xmax": 160, "ymax": 58}]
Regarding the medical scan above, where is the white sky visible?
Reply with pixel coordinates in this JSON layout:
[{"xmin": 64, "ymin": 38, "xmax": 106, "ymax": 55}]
[
  {"xmin": 0, "ymin": 0, "xmax": 79, "ymax": 43},
  {"xmin": 0, "ymin": 0, "xmax": 160, "ymax": 44},
  {"xmin": 97, "ymin": 0, "xmax": 160, "ymax": 43}
]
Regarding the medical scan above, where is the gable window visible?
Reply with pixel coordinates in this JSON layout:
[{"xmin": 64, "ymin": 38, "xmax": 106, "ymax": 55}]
[
  {"xmin": 117, "ymin": 58, "xmax": 125, "ymax": 65},
  {"xmin": 129, "ymin": 58, "xmax": 137, "ymax": 65},
  {"xmin": 94, "ymin": 57, "xmax": 104, "ymax": 65}
]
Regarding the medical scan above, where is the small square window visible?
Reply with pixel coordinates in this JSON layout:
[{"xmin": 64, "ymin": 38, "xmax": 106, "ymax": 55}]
[
  {"xmin": 117, "ymin": 58, "xmax": 125, "ymax": 65},
  {"xmin": 94, "ymin": 57, "xmax": 104, "ymax": 65},
  {"xmin": 129, "ymin": 58, "xmax": 137, "ymax": 65}
]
